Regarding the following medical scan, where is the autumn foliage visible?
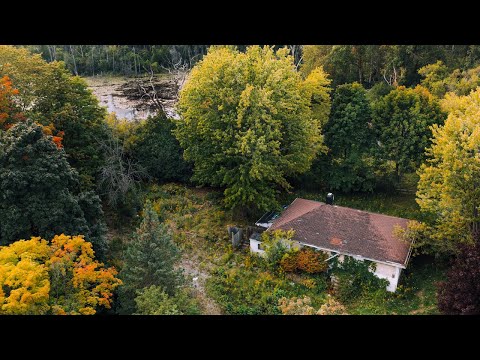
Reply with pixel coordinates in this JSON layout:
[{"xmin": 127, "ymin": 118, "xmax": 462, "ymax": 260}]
[
  {"xmin": 0, "ymin": 75, "xmax": 24, "ymax": 130},
  {"xmin": 280, "ymin": 248, "xmax": 328, "ymax": 274},
  {"xmin": 0, "ymin": 235, "xmax": 121, "ymax": 315}
]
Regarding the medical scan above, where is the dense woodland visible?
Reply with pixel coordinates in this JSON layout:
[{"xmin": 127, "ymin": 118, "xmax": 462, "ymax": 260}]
[{"xmin": 1, "ymin": 44, "xmax": 480, "ymax": 315}]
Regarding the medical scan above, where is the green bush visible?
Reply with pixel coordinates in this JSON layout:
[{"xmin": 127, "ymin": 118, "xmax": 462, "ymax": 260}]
[{"xmin": 331, "ymin": 257, "xmax": 389, "ymax": 303}]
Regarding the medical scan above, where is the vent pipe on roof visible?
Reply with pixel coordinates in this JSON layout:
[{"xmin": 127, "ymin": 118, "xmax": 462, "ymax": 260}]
[{"xmin": 326, "ymin": 193, "xmax": 334, "ymax": 205}]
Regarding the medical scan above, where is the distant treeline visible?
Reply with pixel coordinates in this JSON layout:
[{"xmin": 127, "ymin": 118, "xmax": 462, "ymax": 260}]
[
  {"xmin": 23, "ymin": 45, "xmax": 480, "ymax": 88},
  {"xmin": 22, "ymin": 45, "xmax": 209, "ymax": 76}
]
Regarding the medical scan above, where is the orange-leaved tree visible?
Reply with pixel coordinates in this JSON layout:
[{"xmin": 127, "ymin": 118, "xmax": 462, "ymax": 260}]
[
  {"xmin": 0, "ymin": 75, "xmax": 24, "ymax": 130},
  {"xmin": 0, "ymin": 235, "xmax": 121, "ymax": 315}
]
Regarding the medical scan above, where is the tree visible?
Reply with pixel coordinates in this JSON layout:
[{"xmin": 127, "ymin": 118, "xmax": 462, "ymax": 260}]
[
  {"xmin": 437, "ymin": 242, "xmax": 480, "ymax": 314},
  {"xmin": 176, "ymin": 46, "xmax": 328, "ymax": 212},
  {"xmin": 322, "ymin": 83, "xmax": 375, "ymax": 192},
  {"xmin": 0, "ymin": 46, "xmax": 108, "ymax": 189},
  {"xmin": 117, "ymin": 200, "xmax": 182, "ymax": 314},
  {"xmin": 416, "ymin": 89, "xmax": 480, "ymax": 253},
  {"xmin": 0, "ymin": 121, "xmax": 107, "ymax": 257},
  {"xmin": 0, "ymin": 75, "xmax": 24, "ymax": 130},
  {"xmin": 0, "ymin": 238, "xmax": 51, "ymax": 314},
  {"xmin": 132, "ymin": 113, "xmax": 191, "ymax": 183},
  {"xmin": 134, "ymin": 285, "xmax": 181, "ymax": 315},
  {"xmin": 47, "ymin": 234, "xmax": 121, "ymax": 315},
  {"xmin": 419, "ymin": 61, "xmax": 480, "ymax": 98},
  {"xmin": 0, "ymin": 235, "xmax": 121, "ymax": 315},
  {"xmin": 372, "ymin": 85, "xmax": 445, "ymax": 182}
]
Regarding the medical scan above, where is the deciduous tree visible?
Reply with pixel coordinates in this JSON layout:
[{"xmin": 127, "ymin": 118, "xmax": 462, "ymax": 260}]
[
  {"xmin": 372, "ymin": 85, "xmax": 445, "ymax": 182},
  {"xmin": 416, "ymin": 89, "xmax": 480, "ymax": 253},
  {"xmin": 0, "ymin": 235, "xmax": 121, "ymax": 315},
  {"xmin": 176, "ymin": 46, "xmax": 328, "ymax": 211},
  {"xmin": 0, "ymin": 46, "xmax": 108, "ymax": 188},
  {"xmin": 437, "ymin": 242, "xmax": 480, "ymax": 314}
]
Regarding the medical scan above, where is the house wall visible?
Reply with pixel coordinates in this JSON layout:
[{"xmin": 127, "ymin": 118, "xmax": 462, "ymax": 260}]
[
  {"xmin": 250, "ymin": 239, "xmax": 266, "ymax": 256},
  {"xmin": 373, "ymin": 263, "xmax": 401, "ymax": 292}
]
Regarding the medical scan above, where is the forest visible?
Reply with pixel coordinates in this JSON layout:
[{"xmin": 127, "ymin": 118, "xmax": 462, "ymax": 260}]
[{"xmin": 1, "ymin": 44, "xmax": 479, "ymax": 315}]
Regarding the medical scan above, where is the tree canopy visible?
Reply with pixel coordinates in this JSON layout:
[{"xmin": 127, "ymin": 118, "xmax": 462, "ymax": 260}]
[
  {"xmin": 0, "ymin": 235, "xmax": 121, "ymax": 315},
  {"xmin": 372, "ymin": 85, "xmax": 445, "ymax": 181},
  {"xmin": 176, "ymin": 45, "xmax": 330, "ymax": 211},
  {"xmin": 0, "ymin": 45, "xmax": 108, "ymax": 188},
  {"xmin": 322, "ymin": 82, "xmax": 375, "ymax": 192},
  {"xmin": 416, "ymin": 88, "xmax": 480, "ymax": 253},
  {"xmin": 0, "ymin": 121, "xmax": 107, "ymax": 257}
]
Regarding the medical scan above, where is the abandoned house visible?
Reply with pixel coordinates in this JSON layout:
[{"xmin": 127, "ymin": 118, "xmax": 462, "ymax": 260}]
[{"xmin": 249, "ymin": 197, "xmax": 413, "ymax": 292}]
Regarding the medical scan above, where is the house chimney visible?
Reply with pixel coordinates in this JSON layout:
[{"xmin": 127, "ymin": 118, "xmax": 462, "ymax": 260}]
[{"xmin": 326, "ymin": 193, "xmax": 334, "ymax": 205}]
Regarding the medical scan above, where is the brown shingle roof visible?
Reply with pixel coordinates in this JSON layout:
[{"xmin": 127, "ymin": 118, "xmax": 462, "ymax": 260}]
[{"xmin": 269, "ymin": 198, "xmax": 411, "ymax": 267}]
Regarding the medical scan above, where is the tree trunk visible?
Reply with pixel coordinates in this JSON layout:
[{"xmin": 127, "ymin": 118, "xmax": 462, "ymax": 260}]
[{"xmin": 69, "ymin": 45, "xmax": 78, "ymax": 76}]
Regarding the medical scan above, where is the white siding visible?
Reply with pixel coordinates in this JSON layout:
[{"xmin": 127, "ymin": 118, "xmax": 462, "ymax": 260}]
[
  {"xmin": 373, "ymin": 263, "xmax": 401, "ymax": 292},
  {"xmin": 250, "ymin": 239, "xmax": 266, "ymax": 256}
]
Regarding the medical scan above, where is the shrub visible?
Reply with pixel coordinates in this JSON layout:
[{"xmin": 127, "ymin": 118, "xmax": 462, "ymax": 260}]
[
  {"xmin": 332, "ymin": 257, "xmax": 389, "ymax": 303},
  {"xmin": 317, "ymin": 295, "xmax": 348, "ymax": 315},
  {"xmin": 261, "ymin": 230, "xmax": 295, "ymax": 270},
  {"xmin": 279, "ymin": 247, "xmax": 328, "ymax": 274}
]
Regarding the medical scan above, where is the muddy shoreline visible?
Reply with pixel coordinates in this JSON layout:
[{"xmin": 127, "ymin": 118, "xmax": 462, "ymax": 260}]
[{"xmin": 84, "ymin": 74, "xmax": 181, "ymax": 121}]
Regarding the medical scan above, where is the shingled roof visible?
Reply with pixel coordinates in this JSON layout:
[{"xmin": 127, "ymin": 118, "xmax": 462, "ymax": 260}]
[{"xmin": 269, "ymin": 198, "xmax": 412, "ymax": 267}]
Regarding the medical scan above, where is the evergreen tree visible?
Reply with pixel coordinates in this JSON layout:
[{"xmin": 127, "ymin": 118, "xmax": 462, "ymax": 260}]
[
  {"xmin": 0, "ymin": 121, "xmax": 107, "ymax": 257},
  {"xmin": 117, "ymin": 200, "xmax": 182, "ymax": 314}
]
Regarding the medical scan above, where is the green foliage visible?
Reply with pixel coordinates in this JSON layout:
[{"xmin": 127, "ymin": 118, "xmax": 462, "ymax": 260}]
[
  {"xmin": 0, "ymin": 46, "xmax": 109, "ymax": 189},
  {"xmin": 24, "ymin": 45, "xmax": 208, "ymax": 76},
  {"xmin": 419, "ymin": 61, "xmax": 480, "ymax": 98},
  {"xmin": 132, "ymin": 113, "xmax": 191, "ymax": 183},
  {"xmin": 176, "ymin": 46, "xmax": 328, "ymax": 212},
  {"xmin": 134, "ymin": 285, "xmax": 181, "ymax": 315},
  {"xmin": 301, "ymin": 45, "xmax": 480, "ymax": 89},
  {"xmin": 117, "ymin": 200, "xmax": 182, "ymax": 314},
  {"xmin": 322, "ymin": 83, "xmax": 375, "ymax": 192},
  {"xmin": 416, "ymin": 89, "xmax": 480, "ymax": 254},
  {"xmin": 261, "ymin": 229, "xmax": 296, "ymax": 271},
  {"xmin": 207, "ymin": 263, "xmax": 328, "ymax": 315},
  {"xmin": 331, "ymin": 257, "xmax": 389, "ymax": 303},
  {"xmin": 372, "ymin": 85, "xmax": 445, "ymax": 181},
  {"xmin": 0, "ymin": 121, "xmax": 107, "ymax": 256}
]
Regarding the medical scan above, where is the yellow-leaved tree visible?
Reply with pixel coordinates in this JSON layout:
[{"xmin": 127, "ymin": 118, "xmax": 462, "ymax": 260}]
[
  {"xmin": 0, "ymin": 238, "xmax": 50, "ymax": 314},
  {"xmin": 415, "ymin": 88, "xmax": 480, "ymax": 254},
  {"xmin": 0, "ymin": 235, "xmax": 122, "ymax": 315}
]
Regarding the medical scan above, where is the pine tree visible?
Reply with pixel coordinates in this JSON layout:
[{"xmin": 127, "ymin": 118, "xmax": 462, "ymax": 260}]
[{"xmin": 117, "ymin": 200, "xmax": 182, "ymax": 314}]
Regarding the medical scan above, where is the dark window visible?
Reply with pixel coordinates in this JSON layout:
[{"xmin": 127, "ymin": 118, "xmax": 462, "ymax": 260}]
[{"xmin": 258, "ymin": 243, "xmax": 263, "ymax": 250}]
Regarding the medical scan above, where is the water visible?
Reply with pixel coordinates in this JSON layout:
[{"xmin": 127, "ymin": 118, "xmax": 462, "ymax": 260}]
[{"xmin": 106, "ymin": 94, "xmax": 138, "ymax": 121}]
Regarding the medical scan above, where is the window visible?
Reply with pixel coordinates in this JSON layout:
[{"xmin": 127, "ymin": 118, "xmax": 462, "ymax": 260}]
[{"xmin": 258, "ymin": 243, "xmax": 263, "ymax": 250}]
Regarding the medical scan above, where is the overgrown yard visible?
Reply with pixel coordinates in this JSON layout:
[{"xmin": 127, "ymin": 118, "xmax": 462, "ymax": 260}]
[{"xmin": 106, "ymin": 183, "xmax": 446, "ymax": 315}]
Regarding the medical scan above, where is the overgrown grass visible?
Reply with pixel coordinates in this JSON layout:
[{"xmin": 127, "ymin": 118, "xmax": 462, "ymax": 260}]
[
  {"xmin": 206, "ymin": 252, "xmax": 330, "ymax": 315},
  {"xmin": 284, "ymin": 189, "xmax": 422, "ymax": 221},
  {"xmin": 106, "ymin": 183, "xmax": 445, "ymax": 315}
]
